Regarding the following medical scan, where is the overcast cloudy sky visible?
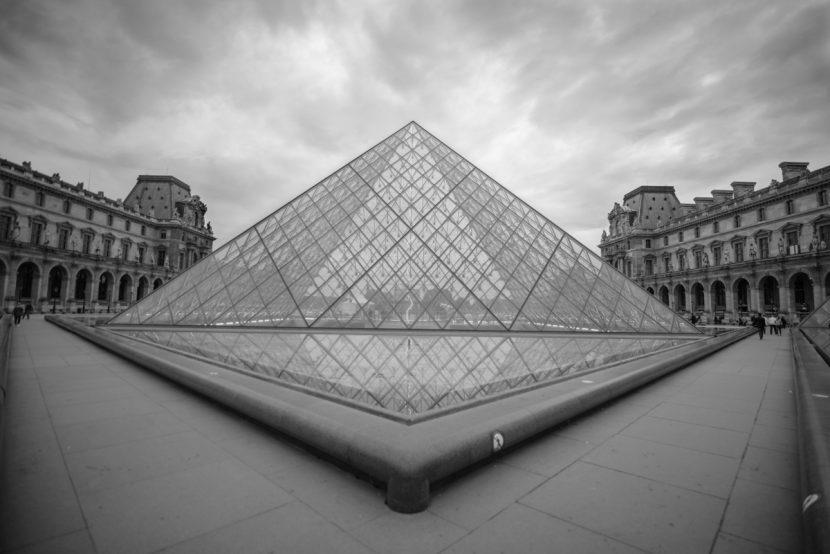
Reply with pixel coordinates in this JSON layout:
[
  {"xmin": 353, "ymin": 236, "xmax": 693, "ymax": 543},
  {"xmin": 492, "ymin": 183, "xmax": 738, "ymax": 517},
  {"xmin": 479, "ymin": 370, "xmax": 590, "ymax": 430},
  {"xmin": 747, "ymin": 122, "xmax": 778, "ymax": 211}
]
[{"xmin": 1, "ymin": 0, "xmax": 828, "ymax": 253}]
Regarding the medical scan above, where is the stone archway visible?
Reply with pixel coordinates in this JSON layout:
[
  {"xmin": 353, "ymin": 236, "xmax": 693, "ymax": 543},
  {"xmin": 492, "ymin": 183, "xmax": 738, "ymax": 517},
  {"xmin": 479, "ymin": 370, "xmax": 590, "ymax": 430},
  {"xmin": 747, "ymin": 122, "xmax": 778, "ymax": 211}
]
[
  {"xmin": 15, "ymin": 261, "xmax": 40, "ymax": 303},
  {"xmin": 98, "ymin": 272, "xmax": 114, "ymax": 307},
  {"xmin": 75, "ymin": 269, "xmax": 93, "ymax": 312},
  {"xmin": 691, "ymin": 282, "xmax": 705, "ymax": 312},
  {"xmin": 733, "ymin": 278, "xmax": 751, "ymax": 315},
  {"xmin": 136, "ymin": 276, "xmax": 149, "ymax": 301},
  {"xmin": 153, "ymin": 278, "xmax": 163, "ymax": 290},
  {"xmin": 659, "ymin": 286, "xmax": 669, "ymax": 305},
  {"xmin": 790, "ymin": 272, "xmax": 814, "ymax": 316},
  {"xmin": 711, "ymin": 281, "xmax": 726, "ymax": 313},
  {"xmin": 0, "ymin": 259, "xmax": 7, "ymax": 305},
  {"xmin": 759, "ymin": 275, "xmax": 780, "ymax": 313},
  {"xmin": 118, "ymin": 274, "xmax": 133, "ymax": 303},
  {"xmin": 674, "ymin": 284, "xmax": 686, "ymax": 312},
  {"xmin": 47, "ymin": 265, "xmax": 68, "ymax": 311}
]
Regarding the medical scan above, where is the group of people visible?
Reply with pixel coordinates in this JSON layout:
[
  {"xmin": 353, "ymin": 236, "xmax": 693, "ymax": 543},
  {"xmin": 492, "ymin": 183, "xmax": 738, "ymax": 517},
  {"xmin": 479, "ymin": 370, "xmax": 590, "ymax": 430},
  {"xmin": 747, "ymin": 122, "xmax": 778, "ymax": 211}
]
[
  {"xmin": 9, "ymin": 303, "xmax": 33, "ymax": 325},
  {"xmin": 751, "ymin": 313, "xmax": 787, "ymax": 339}
]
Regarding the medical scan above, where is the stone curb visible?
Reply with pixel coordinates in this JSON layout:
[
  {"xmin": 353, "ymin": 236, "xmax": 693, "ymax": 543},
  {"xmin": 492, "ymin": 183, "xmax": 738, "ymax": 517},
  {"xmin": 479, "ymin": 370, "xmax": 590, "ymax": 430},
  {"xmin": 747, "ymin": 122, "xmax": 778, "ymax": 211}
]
[
  {"xmin": 792, "ymin": 330, "xmax": 830, "ymax": 554},
  {"xmin": 0, "ymin": 317, "xmax": 12, "ymax": 464}
]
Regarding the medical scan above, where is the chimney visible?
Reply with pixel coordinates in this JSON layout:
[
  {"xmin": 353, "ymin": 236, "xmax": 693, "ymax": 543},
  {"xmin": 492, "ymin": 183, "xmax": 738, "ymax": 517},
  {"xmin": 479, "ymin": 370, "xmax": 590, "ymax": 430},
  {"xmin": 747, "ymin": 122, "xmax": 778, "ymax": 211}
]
[
  {"xmin": 693, "ymin": 197, "xmax": 713, "ymax": 211},
  {"xmin": 711, "ymin": 190, "xmax": 733, "ymax": 204},
  {"xmin": 779, "ymin": 162, "xmax": 809, "ymax": 181},
  {"xmin": 730, "ymin": 181, "xmax": 755, "ymax": 198}
]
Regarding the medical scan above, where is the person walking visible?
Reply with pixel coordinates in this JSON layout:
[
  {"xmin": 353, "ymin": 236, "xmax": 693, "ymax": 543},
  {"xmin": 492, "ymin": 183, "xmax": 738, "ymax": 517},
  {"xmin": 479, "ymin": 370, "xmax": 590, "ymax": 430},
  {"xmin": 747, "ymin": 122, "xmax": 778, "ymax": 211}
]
[
  {"xmin": 766, "ymin": 314, "xmax": 777, "ymax": 336},
  {"xmin": 753, "ymin": 313, "xmax": 765, "ymax": 339},
  {"xmin": 24, "ymin": 303, "xmax": 32, "ymax": 319},
  {"xmin": 12, "ymin": 305, "xmax": 23, "ymax": 325}
]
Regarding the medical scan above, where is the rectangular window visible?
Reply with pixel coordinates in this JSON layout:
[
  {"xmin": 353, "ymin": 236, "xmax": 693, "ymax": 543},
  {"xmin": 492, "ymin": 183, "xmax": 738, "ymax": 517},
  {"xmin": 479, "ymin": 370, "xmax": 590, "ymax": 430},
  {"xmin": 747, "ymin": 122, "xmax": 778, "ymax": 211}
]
[
  {"xmin": 694, "ymin": 250, "xmax": 702, "ymax": 269},
  {"xmin": 86, "ymin": 207, "xmax": 94, "ymax": 220},
  {"xmin": 157, "ymin": 250, "xmax": 166, "ymax": 267},
  {"xmin": 677, "ymin": 253, "xmax": 685, "ymax": 271},
  {"xmin": 35, "ymin": 191, "xmax": 45, "ymax": 206},
  {"xmin": 58, "ymin": 228, "xmax": 69, "ymax": 250},
  {"xmin": 645, "ymin": 259, "xmax": 653, "ymax": 276},
  {"xmin": 178, "ymin": 252, "xmax": 185, "ymax": 269},
  {"xmin": 160, "ymin": 230, "xmax": 167, "ymax": 239},
  {"xmin": 141, "ymin": 225, "xmax": 146, "ymax": 236},
  {"xmin": 122, "ymin": 242, "xmax": 130, "ymax": 261},
  {"xmin": 103, "ymin": 238, "xmax": 112, "ymax": 257},
  {"xmin": 663, "ymin": 236, "xmax": 668, "ymax": 246},
  {"xmin": 125, "ymin": 220, "xmax": 131, "ymax": 231},
  {"xmin": 663, "ymin": 258, "xmax": 670, "ymax": 273},
  {"xmin": 758, "ymin": 207, "xmax": 766, "ymax": 222},
  {"xmin": 31, "ymin": 221, "xmax": 44, "ymax": 245},
  {"xmin": 758, "ymin": 236, "xmax": 769, "ymax": 259},
  {"xmin": 735, "ymin": 243, "xmax": 744, "ymax": 262},
  {"xmin": 786, "ymin": 230, "xmax": 799, "ymax": 253},
  {"xmin": 819, "ymin": 225, "xmax": 830, "ymax": 250},
  {"xmin": 786, "ymin": 199, "xmax": 794, "ymax": 214},
  {"xmin": 678, "ymin": 231, "xmax": 684, "ymax": 242},
  {"xmin": 0, "ymin": 214, "xmax": 11, "ymax": 240},
  {"xmin": 713, "ymin": 221, "xmax": 719, "ymax": 233},
  {"xmin": 713, "ymin": 246, "xmax": 722, "ymax": 266},
  {"xmin": 2, "ymin": 182, "xmax": 14, "ymax": 198},
  {"xmin": 694, "ymin": 226, "xmax": 700, "ymax": 238},
  {"xmin": 734, "ymin": 214, "xmax": 741, "ymax": 228},
  {"xmin": 82, "ymin": 234, "xmax": 92, "ymax": 254},
  {"xmin": 819, "ymin": 190, "xmax": 828, "ymax": 206},
  {"xmin": 138, "ymin": 246, "xmax": 145, "ymax": 264},
  {"xmin": 63, "ymin": 200, "xmax": 71, "ymax": 214},
  {"xmin": 107, "ymin": 214, "xmax": 114, "ymax": 226}
]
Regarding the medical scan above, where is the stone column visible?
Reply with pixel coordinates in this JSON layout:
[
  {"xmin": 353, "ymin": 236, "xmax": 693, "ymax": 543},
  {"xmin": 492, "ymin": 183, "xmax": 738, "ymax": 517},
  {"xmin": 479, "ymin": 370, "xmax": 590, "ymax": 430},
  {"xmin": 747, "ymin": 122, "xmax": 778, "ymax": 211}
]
[
  {"xmin": 779, "ymin": 272, "xmax": 790, "ymax": 316},
  {"xmin": 5, "ymin": 259, "xmax": 19, "ymax": 310},
  {"xmin": 750, "ymin": 285, "xmax": 760, "ymax": 315},
  {"xmin": 724, "ymin": 278, "xmax": 734, "ymax": 319},
  {"xmin": 684, "ymin": 284, "xmax": 692, "ymax": 314}
]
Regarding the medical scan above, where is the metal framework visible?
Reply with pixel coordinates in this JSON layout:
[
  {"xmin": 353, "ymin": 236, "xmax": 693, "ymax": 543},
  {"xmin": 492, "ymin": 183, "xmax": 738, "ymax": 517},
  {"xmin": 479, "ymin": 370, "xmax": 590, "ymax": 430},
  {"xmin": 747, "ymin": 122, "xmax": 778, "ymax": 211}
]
[{"xmin": 106, "ymin": 122, "xmax": 700, "ymax": 416}]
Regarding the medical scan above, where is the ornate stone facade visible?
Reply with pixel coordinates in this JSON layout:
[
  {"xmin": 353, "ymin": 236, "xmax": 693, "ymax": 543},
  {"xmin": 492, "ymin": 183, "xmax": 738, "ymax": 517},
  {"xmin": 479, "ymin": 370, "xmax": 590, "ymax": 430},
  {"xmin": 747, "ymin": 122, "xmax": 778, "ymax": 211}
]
[
  {"xmin": 0, "ymin": 158, "xmax": 215, "ymax": 313},
  {"xmin": 600, "ymin": 161, "xmax": 830, "ymax": 323}
]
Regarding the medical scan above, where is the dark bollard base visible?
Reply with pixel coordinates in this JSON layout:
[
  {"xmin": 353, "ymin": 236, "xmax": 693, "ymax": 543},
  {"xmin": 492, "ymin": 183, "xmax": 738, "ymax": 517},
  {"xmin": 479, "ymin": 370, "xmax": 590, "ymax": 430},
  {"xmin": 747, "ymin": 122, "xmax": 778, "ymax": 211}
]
[{"xmin": 386, "ymin": 476, "xmax": 430, "ymax": 513}]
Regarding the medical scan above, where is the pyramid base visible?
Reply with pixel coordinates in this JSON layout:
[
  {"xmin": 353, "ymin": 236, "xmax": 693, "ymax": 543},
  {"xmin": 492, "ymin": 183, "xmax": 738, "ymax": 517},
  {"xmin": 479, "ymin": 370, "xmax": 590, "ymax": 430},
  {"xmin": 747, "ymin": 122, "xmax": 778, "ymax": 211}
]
[{"xmin": 47, "ymin": 315, "xmax": 751, "ymax": 513}]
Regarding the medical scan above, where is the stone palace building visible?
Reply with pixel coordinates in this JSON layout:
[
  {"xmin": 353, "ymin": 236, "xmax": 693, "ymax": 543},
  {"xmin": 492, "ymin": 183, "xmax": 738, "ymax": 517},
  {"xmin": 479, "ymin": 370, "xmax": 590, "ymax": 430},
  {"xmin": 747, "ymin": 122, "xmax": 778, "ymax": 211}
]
[
  {"xmin": 600, "ymin": 161, "xmax": 830, "ymax": 323},
  {"xmin": 0, "ymin": 158, "xmax": 215, "ymax": 313}
]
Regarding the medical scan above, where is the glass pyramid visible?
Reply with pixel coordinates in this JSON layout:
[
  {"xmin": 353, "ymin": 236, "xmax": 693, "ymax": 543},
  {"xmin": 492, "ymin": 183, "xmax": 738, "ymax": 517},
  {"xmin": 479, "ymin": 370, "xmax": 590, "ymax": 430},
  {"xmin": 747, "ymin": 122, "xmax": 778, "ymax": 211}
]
[
  {"xmin": 799, "ymin": 295, "xmax": 830, "ymax": 353},
  {"xmin": 106, "ymin": 122, "xmax": 701, "ymax": 417}
]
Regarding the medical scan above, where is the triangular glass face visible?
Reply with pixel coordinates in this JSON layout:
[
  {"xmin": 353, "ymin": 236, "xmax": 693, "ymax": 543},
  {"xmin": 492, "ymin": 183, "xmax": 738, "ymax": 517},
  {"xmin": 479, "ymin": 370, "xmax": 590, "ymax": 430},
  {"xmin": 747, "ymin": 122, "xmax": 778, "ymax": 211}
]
[
  {"xmin": 800, "ymin": 296, "xmax": 830, "ymax": 328},
  {"xmin": 109, "ymin": 122, "xmax": 698, "ymax": 335},
  {"xmin": 799, "ymin": 295, "xmax": 830, "ymax": 353}
]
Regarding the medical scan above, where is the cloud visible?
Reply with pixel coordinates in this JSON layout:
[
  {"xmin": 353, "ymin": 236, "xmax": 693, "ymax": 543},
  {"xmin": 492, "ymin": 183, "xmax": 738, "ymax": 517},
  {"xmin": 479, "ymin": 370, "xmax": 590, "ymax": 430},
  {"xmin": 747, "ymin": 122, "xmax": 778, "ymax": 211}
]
[{"xmin": 0, "ymin": 0, "xmax": 827, "ymax": 254}]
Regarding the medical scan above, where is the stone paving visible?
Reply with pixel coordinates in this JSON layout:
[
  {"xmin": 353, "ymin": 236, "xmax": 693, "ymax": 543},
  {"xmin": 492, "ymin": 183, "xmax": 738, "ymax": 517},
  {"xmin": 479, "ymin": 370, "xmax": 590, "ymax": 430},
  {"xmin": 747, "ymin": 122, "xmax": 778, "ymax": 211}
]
[{"xmin": 1, "ymin": 316, "xmax": 801, "ymax": 553}]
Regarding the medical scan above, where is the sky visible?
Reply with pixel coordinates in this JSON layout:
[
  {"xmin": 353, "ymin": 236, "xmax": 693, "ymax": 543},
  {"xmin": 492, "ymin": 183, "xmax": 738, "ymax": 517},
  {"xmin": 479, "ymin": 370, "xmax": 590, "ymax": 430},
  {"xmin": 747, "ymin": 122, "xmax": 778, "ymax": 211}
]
[{"xmin": 1, "ymin": 0, "xmax": 828, "ymax": 254}]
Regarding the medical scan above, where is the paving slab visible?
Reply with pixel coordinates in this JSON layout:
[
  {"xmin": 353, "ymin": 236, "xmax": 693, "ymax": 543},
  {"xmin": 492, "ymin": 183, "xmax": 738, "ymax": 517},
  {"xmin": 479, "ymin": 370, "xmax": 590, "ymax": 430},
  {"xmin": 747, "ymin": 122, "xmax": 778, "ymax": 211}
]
[
  {"xmin": 160, "ymin": 502, "xmax": 375, "ymax": 554},
  {"xmin": 583, "ymin": 434, "xmax": 739, "ymax": 498},
  {"xmin": 443, "ymin": 504, "xmax": 644, "ymax": 554},
  {"xmin": 521, "ymin": 461, "xmax": 726, "ymax": 554},
  {"xmin": 78, "ymin": 459, "xmax": 295, "ymax": 554}
]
